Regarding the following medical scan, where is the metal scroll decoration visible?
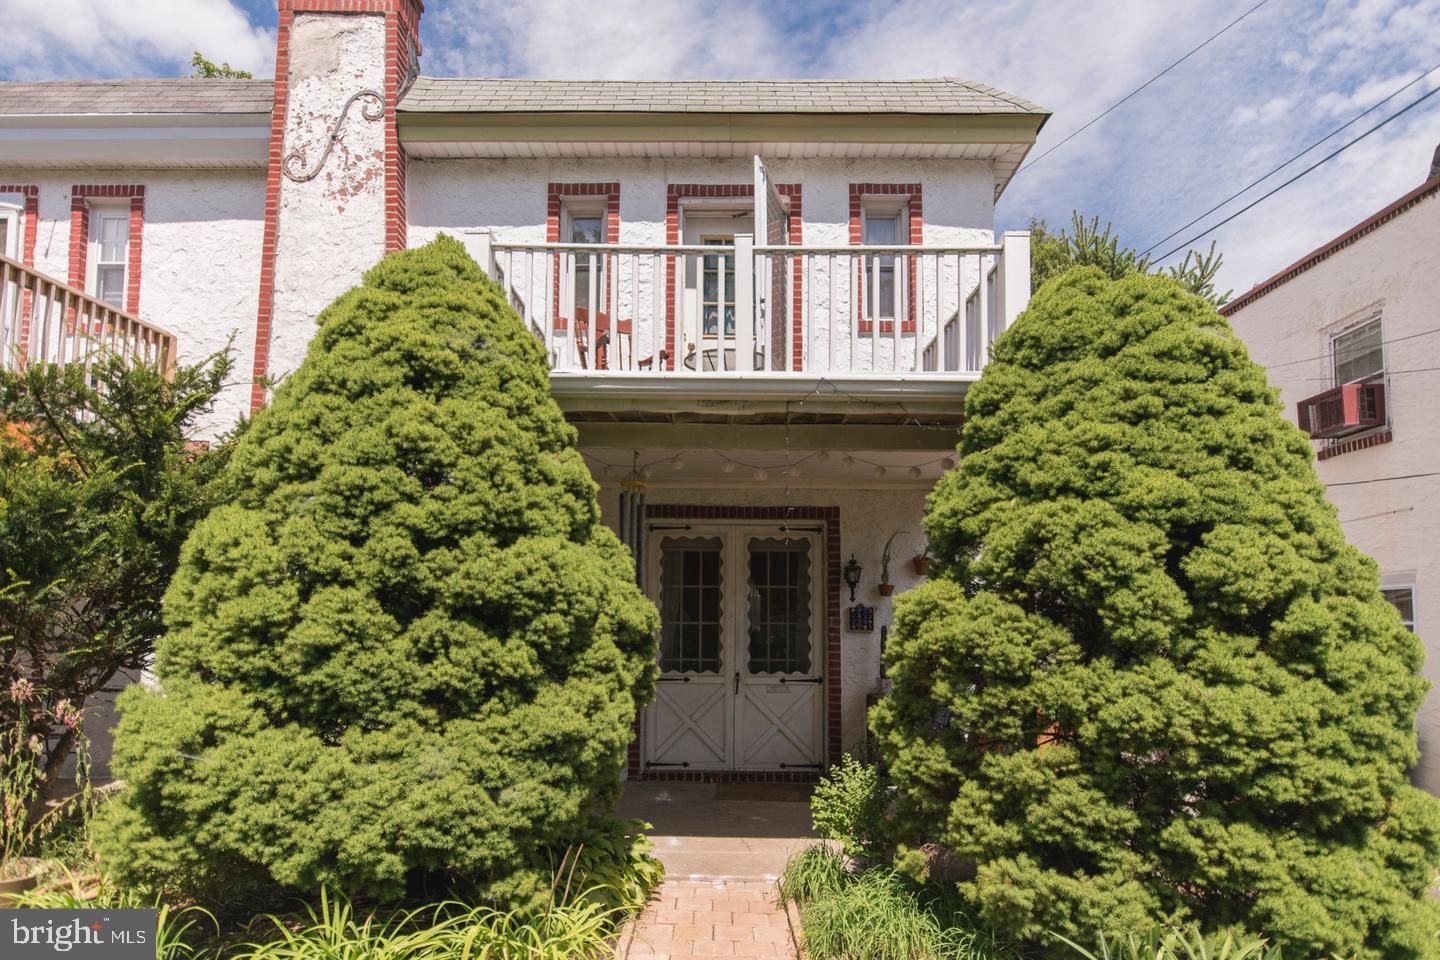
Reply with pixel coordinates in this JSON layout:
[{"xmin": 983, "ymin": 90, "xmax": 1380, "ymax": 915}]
[{"xmin": 282, "ymin": 88, "xmax": 385, "ymax": 183}]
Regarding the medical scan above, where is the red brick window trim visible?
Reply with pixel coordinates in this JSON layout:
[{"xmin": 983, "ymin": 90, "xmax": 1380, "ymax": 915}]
[
  {"xmin": 69, "ymin": 184, "xmax": 145, "ymax": 315},
  {"xmin": 850, "ymin": 183, "xmax": 921, "ymax": 334},
  {"xmin": 663, "ymin": 183, "xmax": 802, "ymax": 372},
  {"xmin": 547, "ymin": 182, "xmax": 620, "ymax": 333},
  {"xmin": 0, "ymin": 185, "xmax": 39, "ymax": 268}
]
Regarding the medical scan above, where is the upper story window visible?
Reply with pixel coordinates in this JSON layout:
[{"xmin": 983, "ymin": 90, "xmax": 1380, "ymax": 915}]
[
  {"xmin": 0, "ymin": 200, "xmax": 21, "ymax": 260},
  {"xmin": 91, "ymin": 209, "xmax": 129, "ymax": 308},
  {"xmin": 1382, "ymin": 587, "xmax": 1415, "ymax": 632},
  {"xmin": 563, "ymin": 202, "xmax": 608, "ymax": 320},
  {"xmin": 861, "ymin": 207, "xmax": 902, "ymax": 321},
  {"xmin": 1332, "ymin": 316, "xmax": 1383, "ymax": 386}
]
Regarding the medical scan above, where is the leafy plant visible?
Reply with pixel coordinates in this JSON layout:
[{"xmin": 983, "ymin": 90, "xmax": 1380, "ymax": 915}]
[
  {"xmin": 230, "ymin": 887, "xmax": 622, "ymax": 960},
  {"xmin": 781, "ymin": 846, "xmax": 1013, "ymax": 960},
  {"xmin": 1052, "ymin": 927, "xmax": 1300, "ymax": 960},
  {"xmin": 1, "ymin": 349, "xmax": 233, "ymax": 846},
  {"xmin": 1030, "ymin": 212, "xmax": 1230, "ymax": 306},
  {"xmin": 811, "ymin": 754, "xmax": 888, "ymax": 861},
  {"xmin": 98, "ymin": 238, "xmax": 659, "ymax": 908},
  {"xmin": 11, "ymin": 875, "xmax": 218, "ymax": 960},
  {"xmin": 872, "ymin": 269, "xmax": 1440, "ymax": 956},
  {"xmin": 555, "ymin": 818, "xmax": 663, "ymax": 914},
  {"xmin": 189, "ymin": 52, "xmax": 252, "ymax": 79}
]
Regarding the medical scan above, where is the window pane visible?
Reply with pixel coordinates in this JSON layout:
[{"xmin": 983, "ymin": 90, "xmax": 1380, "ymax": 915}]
[
  {"xmin": 1382, "ymin": 588, "xmax": 1415, "ymax": 631},
  {"xmin": 0, "ymin": 219, "xmax": 9, "ymax": 257},
  {"xmin": 569, "ymin": 215, "xmax": 603, "ymax": 244},
  {"xmin": 864, "ymin": 215, "xmax": 898, "ymax": 245},
  {"xmin": 659, "ymin": 537, "xmax": 724, "ymax": 673},
  {"xmin": 1334, "ymin": 320, "xmax": 1383, "ymax": 384},
  {"xmin": 96, "ymin": 265, "xmax": 125, "ymax": 307},
  {"xmin": 98, "ymin": 216, "xmax": 127, "ymax": 263},
  {"xmin": 746, "ymin": 538, "xmax": 811, "ymax": 675}
]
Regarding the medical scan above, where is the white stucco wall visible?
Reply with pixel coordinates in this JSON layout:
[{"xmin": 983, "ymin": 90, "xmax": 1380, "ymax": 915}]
[
  {"xmin": 407, "ymin": 156, "xmax": 998, "ymax": 373},
  {"xmin": 266, "ymin": 11, "xmax": 389, "ymax": 391},
  {"xmin": 1226, "ymin": 188, "xmax": 1440, "ymax": 791},
  {"xmin": 6, "ymin": 169, "xmax": 264, "ymax": 437},
  {"xmin": 595, "ymin": 479, "xmax": 932, "ymax": 756}
]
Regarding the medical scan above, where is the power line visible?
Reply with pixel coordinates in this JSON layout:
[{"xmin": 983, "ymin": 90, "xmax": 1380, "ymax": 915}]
[
  {"xmin": 1263, "ymin": 327, "xmax": 1440, "ymax": 371},
  {"xmin": 1153, "ymin": 83, "xmax": 1440, "ymax": 262},
  {"xmin": 1015, "ymin": 0, "xmax": 1274, "ymax": 176},
  {"xmin": 1141, "ymin": 61, "xmax": 1440, "ymax": 257},
  {"xmin": 1327, "ymin": 471, "xmax": 1440, "ymax": 488}
]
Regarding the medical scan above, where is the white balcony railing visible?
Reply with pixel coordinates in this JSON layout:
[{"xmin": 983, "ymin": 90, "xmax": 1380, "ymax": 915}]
[
  {"xmin": 472, "ymin": 231, "xmax": 1030, "ymax": 380},
  {"xmin": 1, "ymin": 254, "xmax": 176, "ymax": 376}
]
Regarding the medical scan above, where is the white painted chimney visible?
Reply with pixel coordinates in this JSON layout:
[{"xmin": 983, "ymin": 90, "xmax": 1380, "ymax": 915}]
[{"xmin": 250, "ymin": 0, "xmax": 423, "ymax": 410}]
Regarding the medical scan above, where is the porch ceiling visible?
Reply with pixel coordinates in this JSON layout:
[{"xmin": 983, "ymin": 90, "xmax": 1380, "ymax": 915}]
[
  {"xmin": 553, "ymin": 372, "xmax": 968, "ymax": 450},
  {"xmin": 582, "ymin": 446, "xmax": 955, "ymax": 487}
]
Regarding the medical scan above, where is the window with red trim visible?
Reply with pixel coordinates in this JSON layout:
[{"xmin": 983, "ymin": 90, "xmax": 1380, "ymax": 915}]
[{"xmin": 850, "ymin": 183, "xmax": 920, "ymax": 334}]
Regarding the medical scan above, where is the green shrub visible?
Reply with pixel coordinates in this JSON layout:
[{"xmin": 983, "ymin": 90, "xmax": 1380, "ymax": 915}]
[
  {"xmin": 871, "ymin": 269, "xmax": 1440, "ymax": 957},
  {"xmin": 230, "ymin": 888, "xmax": 621, "ymax": 960},
  {"xmin": 1052, "ymin": 927, "xmax": 1294, "ymax": 960},
  {"xmin": 781, "ymin": 846, "xmax": 1012, "ymax": 960},
  {"xmin": 12, "ymin": 878, "xmax": 217, "ymax": 960},
  {"xmin": 811, "ymin": 754, "xmax": 888, "ymax": 861},
  {"xmin": 98, "ymin": 237, "xmax": 659, "ymax": 907},
  {"xmin": 559, "ymin": 817, "xmax": 664, "ymax": 915}
]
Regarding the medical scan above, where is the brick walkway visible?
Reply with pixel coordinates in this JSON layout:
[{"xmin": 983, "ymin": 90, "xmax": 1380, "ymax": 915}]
[{"xmin": 621, "ymin": 880, "xmax": 795, "ymax": 959}]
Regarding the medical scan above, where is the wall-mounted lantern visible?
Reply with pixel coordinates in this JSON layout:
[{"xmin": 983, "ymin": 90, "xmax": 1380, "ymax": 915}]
[{"xmin": 843, "ymin": 554, "xmax": 863, "ymax": 602}]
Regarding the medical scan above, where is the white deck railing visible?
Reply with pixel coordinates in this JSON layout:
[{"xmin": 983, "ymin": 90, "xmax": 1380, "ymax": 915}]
[
  {"xmin": 0, "ymin": 254, "xmax": 176, "ymax": 376},
  {"xmin": 474, "ymin": 231, "xmax": 1031, "ymax": 380}
]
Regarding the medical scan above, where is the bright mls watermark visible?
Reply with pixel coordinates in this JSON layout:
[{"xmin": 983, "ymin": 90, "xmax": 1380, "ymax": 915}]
[{"xmin": 4, "ymin": 910, "xmax": 156, "ymax": 959}]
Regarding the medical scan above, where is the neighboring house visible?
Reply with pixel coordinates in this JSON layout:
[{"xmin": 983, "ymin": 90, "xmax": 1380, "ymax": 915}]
[
  {"xmin": 0, "ymin": 0, "xmax": 1048, "ymax": 780},
  {"xmin": 1223, "ymin": 160, "xmax": 1440, "ymax": 792}
]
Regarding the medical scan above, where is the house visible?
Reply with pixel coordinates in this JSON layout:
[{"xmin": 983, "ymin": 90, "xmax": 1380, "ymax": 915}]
[
  {"xmin": 0, "ymin": 0, "xmax": 1048, "ymax": 781},
  {"xmin": 1222, "ymin": 158, "xmax": 1440, "ymax": 792}
]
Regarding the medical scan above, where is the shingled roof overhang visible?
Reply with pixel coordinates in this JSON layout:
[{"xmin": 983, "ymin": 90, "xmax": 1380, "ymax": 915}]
[
  {"xmin": 0, "ymin": 79, "xmax": 271, "ymax": 169},
  {"xmin": 396, "ymin": 77, "xmax": 1050, "ymax": 199}
]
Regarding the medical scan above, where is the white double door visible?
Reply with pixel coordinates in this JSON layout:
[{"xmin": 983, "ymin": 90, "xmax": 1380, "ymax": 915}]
[{"xmin": 644, "ymin": 524, "xmax": 824, "ymax": 772}]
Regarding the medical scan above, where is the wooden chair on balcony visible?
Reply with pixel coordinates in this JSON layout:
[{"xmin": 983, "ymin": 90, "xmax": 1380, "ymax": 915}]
[{"xmin": 565, "ymin": 306, "xmax": 669, "ymax": 371}]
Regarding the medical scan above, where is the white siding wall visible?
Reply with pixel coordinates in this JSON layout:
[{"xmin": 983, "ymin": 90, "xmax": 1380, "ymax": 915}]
[
  {"xmin": 1226, "ymin": 190, "xmax": 1440, "ymax": 791},
  {"xmin": 9, "ymin": 169, "xmax": 264, "ymax": 438}
]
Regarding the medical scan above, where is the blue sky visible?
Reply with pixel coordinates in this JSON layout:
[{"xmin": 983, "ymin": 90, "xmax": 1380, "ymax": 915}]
[{"xmin": 2, "ymin": 0, "xmax": 1437, "ymax": 298}]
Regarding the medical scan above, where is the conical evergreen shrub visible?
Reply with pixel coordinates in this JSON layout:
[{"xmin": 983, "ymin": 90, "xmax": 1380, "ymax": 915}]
[
  {"xmin": 99, "ymin": 237, "xmax": 658, "ymax": 905},
  {"xmin": 871, "ymin": 268, "xmax": 1440, "ymax": 957}
]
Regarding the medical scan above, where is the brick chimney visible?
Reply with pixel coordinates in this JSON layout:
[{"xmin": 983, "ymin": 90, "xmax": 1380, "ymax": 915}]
[{"xmin": 250, "ymin": 0, "xmax": 424, "ymax": 411}]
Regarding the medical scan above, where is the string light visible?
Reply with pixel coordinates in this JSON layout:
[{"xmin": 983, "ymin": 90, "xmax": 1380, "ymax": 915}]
[{"xmin": 583, "ymin": 444, "xmax": 961, "ymax": 482}]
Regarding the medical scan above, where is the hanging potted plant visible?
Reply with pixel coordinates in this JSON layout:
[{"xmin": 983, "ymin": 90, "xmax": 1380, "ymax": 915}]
[
  {"xmin": 912, "ymin": 546, "xmax": 931, "ymax": 577},
  {"xmin": 878, "ymin": 530, "xmax": 906, "ymax": 596}
]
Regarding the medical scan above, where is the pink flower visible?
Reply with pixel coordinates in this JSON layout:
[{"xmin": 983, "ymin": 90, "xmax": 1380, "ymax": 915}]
[
  {"xmin": 8, "ymin": 678, "xmax": 34, "ymax": 703},
  {"xmin": 53, "ymin": 700, "xmax": 79, "ymax": 730}
]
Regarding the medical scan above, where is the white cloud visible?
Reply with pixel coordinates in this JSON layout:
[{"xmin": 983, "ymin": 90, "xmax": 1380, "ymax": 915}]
[
  {"xmin": 0, "ymin": 0, "xmax": 274, "ymax": 80},
  {"xmin": 423, "ymin": 0, "xmax": 789, "ymax": 78}
]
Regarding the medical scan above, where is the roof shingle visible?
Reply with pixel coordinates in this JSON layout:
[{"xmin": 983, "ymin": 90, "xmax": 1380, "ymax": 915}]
[
  {"xmin": 397, "ymin": 77, "xmax": 1047, "ymax": 115},
  {"xmin": 0, "ymin": 79, "xmax": 273, "ymax": 116}
]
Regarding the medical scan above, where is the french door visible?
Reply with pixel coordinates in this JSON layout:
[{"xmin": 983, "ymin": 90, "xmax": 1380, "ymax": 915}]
[{"xmin": 644, "ymin": 525, "xmax": 824, "ymax": 772}]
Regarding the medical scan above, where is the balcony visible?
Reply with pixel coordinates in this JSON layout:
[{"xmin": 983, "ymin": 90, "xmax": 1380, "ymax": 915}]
[
  {"xmin": 472, "ymin": 231, "xmax": 1030, "ymax": 405},
  {"xmin": 1, "ymin": 254, "xmax": 176, "ymax": 376},
  {"xmin": 1297, "ymin": 381, "xmax": 1386, "ymax": 439}
]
